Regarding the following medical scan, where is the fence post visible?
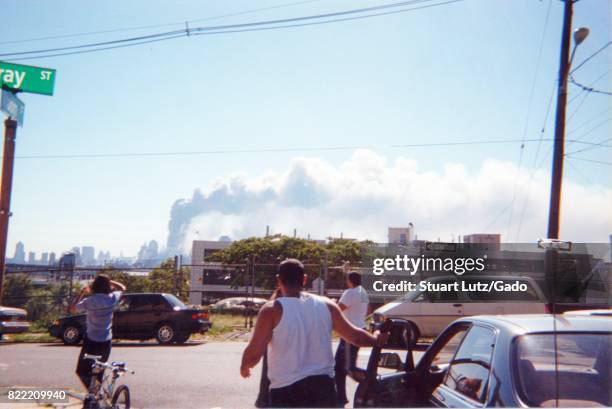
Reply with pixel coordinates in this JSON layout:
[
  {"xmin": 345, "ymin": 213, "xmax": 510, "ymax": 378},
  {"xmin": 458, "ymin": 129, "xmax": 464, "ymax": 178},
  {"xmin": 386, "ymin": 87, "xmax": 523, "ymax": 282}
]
[
  {"xmin": 67, "ymin": 267, "xmax": 75, "ymax": 314},
  {"xmin": 323, "ymin": 251, "xmax": 329, "ymax": 296},
  {"xmin": 173, "ymin": 255, "xmax": 179, "ymax": 296},
  {"xmin": 249, "ymin": 255, "xmax": 255, "ymax": 330}
]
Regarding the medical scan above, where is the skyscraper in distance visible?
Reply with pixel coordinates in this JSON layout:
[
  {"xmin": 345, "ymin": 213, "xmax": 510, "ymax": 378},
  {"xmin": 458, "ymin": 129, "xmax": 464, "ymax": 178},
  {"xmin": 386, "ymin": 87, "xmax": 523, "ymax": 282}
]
[{"xmin": 14, "ymin": 242, "xmax": 26, "ymax": 263}]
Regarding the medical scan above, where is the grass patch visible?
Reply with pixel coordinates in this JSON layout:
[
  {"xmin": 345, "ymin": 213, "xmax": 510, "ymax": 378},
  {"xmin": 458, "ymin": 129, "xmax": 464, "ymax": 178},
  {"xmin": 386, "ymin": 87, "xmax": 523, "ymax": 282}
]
[
  {"xmin": 2, "ymin": 332, "xmax": 57, "ymax": 343},
  {"xmin": 188, "ymin": 313, "xmax": 257, "ymax": 341}
]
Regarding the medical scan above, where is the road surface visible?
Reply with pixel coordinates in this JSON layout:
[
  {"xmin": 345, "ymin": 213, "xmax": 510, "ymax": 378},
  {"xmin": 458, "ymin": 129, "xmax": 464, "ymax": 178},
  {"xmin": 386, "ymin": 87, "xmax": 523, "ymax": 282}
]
[{"xmin": 0, "ymin": 341, "xmax": 424, "ymax": 408}]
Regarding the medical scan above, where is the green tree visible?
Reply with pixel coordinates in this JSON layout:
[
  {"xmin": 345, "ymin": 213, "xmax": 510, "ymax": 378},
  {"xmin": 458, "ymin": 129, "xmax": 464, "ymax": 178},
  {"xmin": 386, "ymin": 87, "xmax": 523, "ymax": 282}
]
[
  {"xmin": 106, "ymin": 270, "xmax": 150, "ymax": 293},
  {"xmin": 3, "ymin": 274, "xmax": 34, "ymax": 309},
  {"xmin": 209, "ymin": 236, "xmax": 381, "ymax": 289},
  {"xmin": 146, "ymin": 259, "xmax": 190, "ymax": 301}
]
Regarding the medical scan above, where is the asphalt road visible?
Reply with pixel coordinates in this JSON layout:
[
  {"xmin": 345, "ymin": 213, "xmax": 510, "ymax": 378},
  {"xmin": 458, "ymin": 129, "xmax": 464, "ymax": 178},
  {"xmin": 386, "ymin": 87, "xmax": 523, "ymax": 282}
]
[{"xmin": 0, "ymin": 341, "xmax": 424, "ymax": 408}]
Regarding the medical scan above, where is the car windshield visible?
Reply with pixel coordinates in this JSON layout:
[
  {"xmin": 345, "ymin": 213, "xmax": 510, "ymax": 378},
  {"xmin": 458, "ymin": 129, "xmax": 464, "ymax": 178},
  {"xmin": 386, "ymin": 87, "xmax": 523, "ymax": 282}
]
[
  {"xmin": 466, "ymin": 279, "xmax": 542, "ymax": 302},
  {"xmin": 397, "ymin": 290, "xmax": 420, "ymax": 302},
  {"xmin": 163, "ymin": 294, "xmax": 187, "ymax": 309},
  {"xmin": 514, "ymin": 332, "xmax": 612, "ymax": 407}
]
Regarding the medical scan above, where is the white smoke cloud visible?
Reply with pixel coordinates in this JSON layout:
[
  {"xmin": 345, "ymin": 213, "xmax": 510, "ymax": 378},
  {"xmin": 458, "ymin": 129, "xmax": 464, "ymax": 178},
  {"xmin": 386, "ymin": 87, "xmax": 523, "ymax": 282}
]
[{"xmin": 166, "ymin": 149, "xmax": 612, "ymax": 253}]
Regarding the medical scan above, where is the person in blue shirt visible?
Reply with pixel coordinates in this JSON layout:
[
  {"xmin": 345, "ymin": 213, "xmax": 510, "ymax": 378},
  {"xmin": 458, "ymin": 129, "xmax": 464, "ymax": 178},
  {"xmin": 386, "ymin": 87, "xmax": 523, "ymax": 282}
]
[{"xmin": 69, "ymin": 274, "xmax": 125, "ymax": 388}]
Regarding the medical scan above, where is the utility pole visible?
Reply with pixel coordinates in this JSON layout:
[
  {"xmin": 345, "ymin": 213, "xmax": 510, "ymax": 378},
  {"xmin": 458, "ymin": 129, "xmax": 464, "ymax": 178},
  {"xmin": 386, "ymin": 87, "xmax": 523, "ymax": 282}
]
[
  {"xmin": 547, "ymin": 0, "xmax": 573, "ymax": 240},
  {"xmin": 0, "ymin": 118, "xmax": 18, "ymax": 303},
  {"xmin": 173, "ymin": 255, "xmax": 180, "ymax": 296}
]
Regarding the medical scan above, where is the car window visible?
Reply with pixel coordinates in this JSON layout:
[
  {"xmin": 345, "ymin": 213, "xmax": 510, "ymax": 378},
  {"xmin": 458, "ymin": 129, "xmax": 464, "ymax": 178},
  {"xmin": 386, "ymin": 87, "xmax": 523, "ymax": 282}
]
[
  {"xmin": 431, "ymin": 327, "xmax": 469, "ymax": 368},
  {"xmin": 465, "ymin": 279, "xmax": 541, "ymax": 302},
  {"xmin": 128, "ymin": 296, "xmax": 152, "ymax": 311},
  {"xmin": 515, "ymin": 333, "xmax": 612, "ymax": 407},
  {"xmin": 430, "ymin": 280, "xmax": 458, "ymax": 302},
  {"xmin": 117, "ymin": 296, "xmax": 131, "ymax": 311},
  {"xmin": 151, "ymin": 296, "xmax": 169, "ymax": 311},
  {"xmin": 443, "ymin": 325, "xmax": 495, "ymax": 403},
  {"xmin": 412, "ymin": 291, "xmax": 430, "ymax": 303},
  {"xmin": 164, "ymin": 294, "xmax": 187, "ymax": 309}
]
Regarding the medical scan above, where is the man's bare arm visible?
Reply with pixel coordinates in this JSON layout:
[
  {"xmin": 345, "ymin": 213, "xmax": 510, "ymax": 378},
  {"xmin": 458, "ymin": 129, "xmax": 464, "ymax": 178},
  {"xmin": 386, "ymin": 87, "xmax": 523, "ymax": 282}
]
[
  {"xmin": 327, "ymin": 300, "xmax": 386, "ymax": 347},
  {"xmin": 68, "ymin": 286, "xmax": 90, "ymax": 314},
  {"xmin": 240, "ymin": 302, "xmax": 278, "ymax": 378}
]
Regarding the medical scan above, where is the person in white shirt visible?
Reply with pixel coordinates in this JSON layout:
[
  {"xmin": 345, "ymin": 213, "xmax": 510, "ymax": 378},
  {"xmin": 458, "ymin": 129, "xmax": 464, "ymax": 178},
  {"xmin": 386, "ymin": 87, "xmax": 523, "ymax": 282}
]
[
  {"xmin": 240, "ymin": 259, "xmax": 386, "ymax": 408},
  {"xmin": 335, "ymin": 271, "xmax": 369, "ymax": 405}
]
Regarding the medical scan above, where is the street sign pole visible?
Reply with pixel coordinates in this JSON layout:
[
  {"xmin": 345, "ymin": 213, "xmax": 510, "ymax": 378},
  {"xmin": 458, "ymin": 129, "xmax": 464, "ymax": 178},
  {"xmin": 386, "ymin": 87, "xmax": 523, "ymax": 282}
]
[
  {"xmin": 0, "ymin": 61, "xmax": 54, "ymax": 301},
  {"xmin": 0, "ymin": 118, "xmax": 18, "ymax": 303}
]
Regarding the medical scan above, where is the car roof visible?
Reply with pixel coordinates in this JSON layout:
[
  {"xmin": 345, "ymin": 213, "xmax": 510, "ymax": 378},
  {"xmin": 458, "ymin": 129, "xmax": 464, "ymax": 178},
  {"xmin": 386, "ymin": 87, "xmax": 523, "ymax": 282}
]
[
  {"xmin": 427, "ymin": 275, "xmax": 538, "ymax": 282},
  {"xmin": 0, "ymin": 305, "xmax": 27, "ymax": 314},
  {"xmin": 463, "ymin": 314, "xmax": 612, "ymax": 333},
  {"xmin": 564, "ymin": 309, "xmax": 612, "ymax": 317}
]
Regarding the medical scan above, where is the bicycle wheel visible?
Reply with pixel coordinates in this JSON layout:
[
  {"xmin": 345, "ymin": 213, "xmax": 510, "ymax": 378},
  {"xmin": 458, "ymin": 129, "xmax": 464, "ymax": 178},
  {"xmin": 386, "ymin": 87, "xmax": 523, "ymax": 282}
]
[{"xmin": 111, "ymin": 385, "xmax": 130, "ymax": 409}]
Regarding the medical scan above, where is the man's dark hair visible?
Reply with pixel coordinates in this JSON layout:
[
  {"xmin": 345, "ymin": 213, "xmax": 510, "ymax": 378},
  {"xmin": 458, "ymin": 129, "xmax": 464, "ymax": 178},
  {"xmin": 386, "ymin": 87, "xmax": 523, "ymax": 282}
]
[
  {"xmin": 347, "ymin": 271, "xmax": 362, "ymax": 286},
  {"xmin": 277, "ymin": 259, "xmax": 305, "ymax": 289},
  {"xmin": 91, "ymin": 274, "xmax": 112, "ymax": 294}
]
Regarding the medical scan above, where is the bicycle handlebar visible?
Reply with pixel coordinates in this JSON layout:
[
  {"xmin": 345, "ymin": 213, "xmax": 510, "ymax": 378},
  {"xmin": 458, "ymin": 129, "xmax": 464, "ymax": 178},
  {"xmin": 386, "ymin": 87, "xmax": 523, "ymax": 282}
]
[{"xmin": 83, "ymin": 354, "xmax": 134, "ymax": 374}]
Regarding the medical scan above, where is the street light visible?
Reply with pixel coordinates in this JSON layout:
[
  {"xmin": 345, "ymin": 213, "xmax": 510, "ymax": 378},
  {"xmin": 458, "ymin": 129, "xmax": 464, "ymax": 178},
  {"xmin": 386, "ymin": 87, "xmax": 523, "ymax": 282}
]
[
  {"xmin": 569, "ymin": 27, "xmax": 590, "ymax": 66},
  {"xmin": 573, "ymin": 27, "xmax": 590, "ymax": 46}
]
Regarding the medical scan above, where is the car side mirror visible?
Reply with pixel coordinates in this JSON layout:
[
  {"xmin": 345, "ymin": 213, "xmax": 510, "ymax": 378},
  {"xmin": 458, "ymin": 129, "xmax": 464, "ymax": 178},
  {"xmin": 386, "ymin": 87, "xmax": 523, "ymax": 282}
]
[
  {"xmin": 381, "ymin": 318, "xmax": 417, "ymax": 350},
  {"xmin": 378, "ymin": 352, "xmax": 403, "ymax": 370}
]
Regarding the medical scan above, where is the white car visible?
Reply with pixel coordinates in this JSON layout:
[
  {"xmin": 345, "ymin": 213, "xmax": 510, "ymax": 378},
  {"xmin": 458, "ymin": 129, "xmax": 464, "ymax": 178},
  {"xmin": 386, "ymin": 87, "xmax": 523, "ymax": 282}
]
[
  {"xmin": 372, "ymin": 275, "xmax": 547, "ymax": 339},
  {"xmin": 0, "ymin": 306, "xmax": 30, "ymax": 339}
]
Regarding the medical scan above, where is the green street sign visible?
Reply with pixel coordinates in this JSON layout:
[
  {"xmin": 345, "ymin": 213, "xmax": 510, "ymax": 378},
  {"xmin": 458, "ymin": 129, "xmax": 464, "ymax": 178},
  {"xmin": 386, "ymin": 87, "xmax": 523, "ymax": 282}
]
[{"xmin": 0, "ymin": 61, "xmax": 56, "ymax": 96}]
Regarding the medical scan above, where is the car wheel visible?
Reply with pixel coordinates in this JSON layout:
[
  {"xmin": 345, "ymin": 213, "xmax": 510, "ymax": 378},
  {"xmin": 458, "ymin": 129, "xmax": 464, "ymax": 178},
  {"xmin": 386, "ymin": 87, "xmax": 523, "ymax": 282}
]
[
  {"xmin": 62, "ymin": 325, "xmax": 82, "ymax": 345},
  {"xmin": 155, "ymin": 323, "xmax": 176, "ymax": 344}
]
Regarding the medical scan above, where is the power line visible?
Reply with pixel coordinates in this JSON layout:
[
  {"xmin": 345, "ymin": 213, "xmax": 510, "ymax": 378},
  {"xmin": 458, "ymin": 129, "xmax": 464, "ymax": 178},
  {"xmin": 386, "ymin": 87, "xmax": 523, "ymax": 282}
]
[
  {"xmin": 568, "ymin": 117, "xmax": 612, "ymax": 145},
  {"xmin": 570, "ymin": 40, "xmax": 612, "ymax": 74},
  {"xmin": 569, "ymin": 74, "xmax": 612, "ymax": 96},
  {"xmin": 2, "ymin": 0, "xmax": 462, "ymax": 62},
  {"xmin": 513, "ymin": 78, "xmax": 557, "ymax": 241},
  {"xmin": 506, "ymin": 0, "xmax": 552, "ymax": 242},
  {"xmin": 0, "ymin": 0, "xmax": 324, "ymax": 46},
  {"xmin": 6, "ymin": 34, "xmax": 189, "ymax": 62},
  {"xmin": 566, "ymin": 157, "xmax": 612, "ymax": 166},
  {"xmin": 565, "ymin": 137, "xmax": 612, "ymax": 156},
  {"xmin": 0, "ymin": 29, "xmax": 186, "ymax": 58},
  {"xmin": 567, "ymin": 69, "xmax": 610, "ymax": 104},
  {"xmin": 565, "ymin": 159, "xmax": 609, "ymax": 195},
  {"xmin": 13, "ymin": 138, "xmax": 606, "ymax": 160},
  {"xmin": 567, "ymin": 108, "xmax": 611, "ymax": 135}
]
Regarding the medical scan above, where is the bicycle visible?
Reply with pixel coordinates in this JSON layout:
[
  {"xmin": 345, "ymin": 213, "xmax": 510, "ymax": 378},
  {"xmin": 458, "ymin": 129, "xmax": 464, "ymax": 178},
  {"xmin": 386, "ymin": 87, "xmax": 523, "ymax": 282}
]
[{"xmin": 70, "ymin": 353, "xmax": 134, "ymax": 409}]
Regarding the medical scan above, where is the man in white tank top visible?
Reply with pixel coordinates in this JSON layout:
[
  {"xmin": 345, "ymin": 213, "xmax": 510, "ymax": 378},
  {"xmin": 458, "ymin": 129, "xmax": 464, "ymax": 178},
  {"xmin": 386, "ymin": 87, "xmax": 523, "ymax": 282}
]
[{"xmin": 240, "ymin": 259, "xmax": 388, "ymax": 408}]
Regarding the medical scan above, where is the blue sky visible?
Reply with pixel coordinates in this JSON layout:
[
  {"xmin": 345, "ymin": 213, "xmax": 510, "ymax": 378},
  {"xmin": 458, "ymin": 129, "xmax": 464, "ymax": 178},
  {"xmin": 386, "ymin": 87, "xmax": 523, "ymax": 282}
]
[{"xmin": 1, "ymin": 0, "xmax": 610, "ymax": 257}]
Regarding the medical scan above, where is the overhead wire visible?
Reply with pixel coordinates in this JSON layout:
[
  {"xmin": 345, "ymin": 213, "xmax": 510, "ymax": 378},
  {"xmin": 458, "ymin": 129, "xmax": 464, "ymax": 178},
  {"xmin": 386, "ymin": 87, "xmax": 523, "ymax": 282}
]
[
  {"xmin": 566, "ymin": 157, "xmax": 612, "ymax": 166},
  {"xmin": 13, "ymin": 138, "xmax": 605, "ymax": 161},
  {"xmin": 567, "ymin": 108, "xmax": 611, "ymax": 135},
  {"xmin": 506, "ymin": 0, "xmax": 552, "ymax": 242},
  {"xmin": 569, "ymin": 75, "xmax": 612, "ymax": 96},
  {"xmin": 565, "ymin": 137, "xmax": 612, "ymax": 156},
  {"xmin": 570, "ymin": 40, "xmax": 612, "ymax": 74},
  {"xmin": 0, "ymin": 0, "xmax": 325, "ymax": 46},
  {"xmin": 2, "ymin": 0, "xmax": 463, "ymax": 61}
]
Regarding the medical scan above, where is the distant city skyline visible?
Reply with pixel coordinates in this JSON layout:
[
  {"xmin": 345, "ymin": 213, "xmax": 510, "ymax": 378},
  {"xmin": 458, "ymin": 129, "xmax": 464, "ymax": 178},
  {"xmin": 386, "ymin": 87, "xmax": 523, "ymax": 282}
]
[{"xmin": 7, "ymin": 240, "xmax": 163, "ymax": 265}]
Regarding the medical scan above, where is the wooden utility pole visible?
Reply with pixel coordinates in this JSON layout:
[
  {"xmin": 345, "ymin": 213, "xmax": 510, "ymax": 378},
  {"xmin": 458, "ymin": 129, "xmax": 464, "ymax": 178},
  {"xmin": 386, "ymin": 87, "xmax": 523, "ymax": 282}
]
[
  {"xmin": 547, "ymin": 0, "xmax": 573, "ymax": 239},
  {"xmin": 0, "ymin": 118, "xmax": 18, "ymax": 303}
]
